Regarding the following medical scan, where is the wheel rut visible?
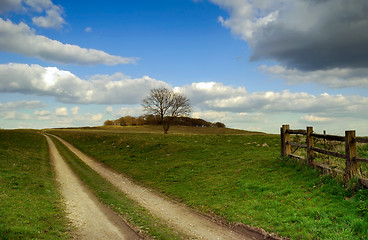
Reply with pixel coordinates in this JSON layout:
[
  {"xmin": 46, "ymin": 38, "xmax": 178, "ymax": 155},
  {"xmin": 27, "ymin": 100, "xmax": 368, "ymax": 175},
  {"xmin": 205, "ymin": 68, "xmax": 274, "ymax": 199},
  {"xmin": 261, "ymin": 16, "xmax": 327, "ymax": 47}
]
[
  {"xmin": 46, "ymin": 135, "xmax": 141, "ymax": 240},
  {"xmin": 50, "ymin": 134, "xmax": 254, "ymax": 240}
]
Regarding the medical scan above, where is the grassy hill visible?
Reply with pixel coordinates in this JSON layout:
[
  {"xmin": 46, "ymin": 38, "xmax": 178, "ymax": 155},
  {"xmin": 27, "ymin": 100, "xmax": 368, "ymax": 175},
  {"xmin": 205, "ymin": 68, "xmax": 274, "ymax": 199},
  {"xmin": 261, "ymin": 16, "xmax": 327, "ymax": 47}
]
[
  {"xmin": 54, "ymin": 124, "xmax": 265, "ymax": 135},
  {"xmin": 49, "ymin": 127, "xmax": 368, "ymax": 239},
  {"xmin": 2, "ymin": 127, "xmax": 368, "ymax": 239}
]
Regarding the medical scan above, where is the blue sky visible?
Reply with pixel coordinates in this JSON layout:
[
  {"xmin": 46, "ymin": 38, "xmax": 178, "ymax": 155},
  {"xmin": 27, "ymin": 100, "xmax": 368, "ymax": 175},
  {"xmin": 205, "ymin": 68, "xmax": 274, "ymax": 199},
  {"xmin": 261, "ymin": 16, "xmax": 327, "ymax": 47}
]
[{"xmin": 1, "ymin": 0, "xmax": 368, "ymax": 135}]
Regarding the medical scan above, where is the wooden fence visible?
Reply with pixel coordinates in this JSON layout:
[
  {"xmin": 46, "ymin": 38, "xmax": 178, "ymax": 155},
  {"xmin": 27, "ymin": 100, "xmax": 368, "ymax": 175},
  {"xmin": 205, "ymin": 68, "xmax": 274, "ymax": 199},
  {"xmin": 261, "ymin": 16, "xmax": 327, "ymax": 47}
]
[{"xmin": 281, "ymin": 125, "xmax": 368, "ymax": 186}]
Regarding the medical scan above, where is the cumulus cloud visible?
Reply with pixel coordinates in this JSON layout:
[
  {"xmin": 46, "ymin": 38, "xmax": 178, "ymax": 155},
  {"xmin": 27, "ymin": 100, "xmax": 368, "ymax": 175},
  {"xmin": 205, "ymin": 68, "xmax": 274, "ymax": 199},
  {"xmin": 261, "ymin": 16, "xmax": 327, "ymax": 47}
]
[
  {"xmin": 0, "ymin": 63, "xmax": 168, "ymax": 104},
  {"xmin": 174, "ymin": 82, "xmax": 247, "ymax": 107},
  {"xmin": 301, "ymin": 114, "xmax": 333, "ymax": 123},
  {"xmin": 2, "ymin": 62, "xmax": 368, "ymax": 133},
  {"xmin": 106, "ymin": 106, "xmax": 113, "ymax": 114},
  {"xmin": 1, "ymin": 111, "xmax": 31, "ymax": 120},
  {"xmin": 115, "ymin": 107, "xmax": 143, "ymax": 118},
  {"xmin": 91, "ymin": 113, "xmax": 103, "ymax": 122},
  {"xmin": 34, "ymin": 109, "xmax": 51, "ymax": 120},
  {"xmin": 212, "ymin": 0, "xmax": 368, "ymax": 71},
  {"xmin": 71, "ymin": 106, "xmax": 79, "ymax": 115},
  {"xmin": 192, "ymin": 110, "xmax": 230, "ymax": 122},
  {"xmin": 32, "ymin": 4, "xmax": 65, "ymax": 29},
  {"xmin": 176, "ymin": 82, "xmax": 368, "ymax": 117},
  {"xmin": 0, "ymin": 19, "xmax": 136, "ymax": 65},
  {"xmin": 34, "ymin": 109, "xmax": 51, "ymax": 116},
  {"xmin": 19, "ymin": 106, "xmax": 107, "ymax": 127},
  {"xmin": 0, "ymin": 100, "xmax": 45, "ymax": 109},
  {"xmin": 0, "ymin": 100, "xmax": 46, "ymax": 125},
  {"xmin": 24, "ymin": 0, "xmax": 53, "ymax": 12},
  {"xmin": 55, "ymin": 107, "xmax": 68, "ymax": 116},
  {"xmin": 0, "ymin": 0, "xmax": 65, "ymax": 29}
]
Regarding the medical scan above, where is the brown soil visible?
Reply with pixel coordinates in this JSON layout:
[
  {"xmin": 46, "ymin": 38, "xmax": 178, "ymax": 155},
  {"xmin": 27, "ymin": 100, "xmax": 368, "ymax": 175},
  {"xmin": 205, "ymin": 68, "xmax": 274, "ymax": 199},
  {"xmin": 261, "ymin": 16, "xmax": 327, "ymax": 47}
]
[{"xmin": 45, "ymin": 135, "xmax": 141, "ymax": 240}]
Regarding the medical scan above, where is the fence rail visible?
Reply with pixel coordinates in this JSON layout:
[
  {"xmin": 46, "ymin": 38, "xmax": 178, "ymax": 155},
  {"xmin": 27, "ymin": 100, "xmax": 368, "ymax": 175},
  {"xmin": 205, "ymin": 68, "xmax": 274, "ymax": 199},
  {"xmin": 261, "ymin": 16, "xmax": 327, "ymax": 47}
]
[
  {"xmin": 311, "ymin": 133, "xmax": 345, "ymax": 142},
  {"xmin": 287, "ymin": 129, "xmax": 307, "ymax": 135},
  {"xmin": 281, "ymin": 125, "xmax": 368, "ymax": 186}
]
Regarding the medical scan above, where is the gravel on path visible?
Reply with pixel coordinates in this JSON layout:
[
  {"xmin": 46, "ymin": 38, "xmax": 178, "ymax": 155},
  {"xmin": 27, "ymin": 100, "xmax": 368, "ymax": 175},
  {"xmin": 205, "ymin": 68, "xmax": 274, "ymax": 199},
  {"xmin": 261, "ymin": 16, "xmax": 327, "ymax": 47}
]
[
  {"xmin": 52, "ymin": 134, "xmax": 253, "ymax": 240},
  {"xmin": 46, "ymin": 135, "xmax": 141, "ymax": 240}
]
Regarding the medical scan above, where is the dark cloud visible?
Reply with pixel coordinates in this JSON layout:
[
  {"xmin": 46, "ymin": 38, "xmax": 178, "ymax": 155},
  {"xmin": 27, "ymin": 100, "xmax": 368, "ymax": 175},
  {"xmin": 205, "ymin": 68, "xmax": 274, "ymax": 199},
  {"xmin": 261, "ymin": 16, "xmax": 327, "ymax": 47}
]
[
  {"xmin": 216, "ymin": 0, "xmax": 368, "ymax": 71},
  {"xmin": 0, "ymin": 0, "xmax": 22, "ymax": 13},
  {"xmin": 252, "ymin": 0, "xmax": 368, "ymax": 70},
  {"xmin": 251, "ymin": 1, "xmax": 368, "ymax": 70}
]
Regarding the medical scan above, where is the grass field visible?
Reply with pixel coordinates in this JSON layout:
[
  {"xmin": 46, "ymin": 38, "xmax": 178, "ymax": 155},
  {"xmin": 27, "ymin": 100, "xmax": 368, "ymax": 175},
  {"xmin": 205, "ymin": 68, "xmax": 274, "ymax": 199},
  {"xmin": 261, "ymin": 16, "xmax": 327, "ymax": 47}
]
[
  {"xmin": 49, "ymin": 126, "xmax": 368, "ymax": 240},
  {"xmin": 50, "ymin": 135, "xmax": 188, "ymax": 239},
  {"xmin": 0, "ymin": 130, "xmax": 71, "ymax": 239}
]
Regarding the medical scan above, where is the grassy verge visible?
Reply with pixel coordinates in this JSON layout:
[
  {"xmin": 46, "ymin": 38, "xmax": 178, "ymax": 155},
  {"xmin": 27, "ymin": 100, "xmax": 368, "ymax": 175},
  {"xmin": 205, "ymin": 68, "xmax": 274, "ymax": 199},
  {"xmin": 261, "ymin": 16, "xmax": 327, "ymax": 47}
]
[
  {"xmin": 49, "ymin": 135, "xmax": 187, "ymax": 239},
  {"xmin": 0, "ymin": 130, "xmax": 71, "ymax": 239},
  {"xmin": 49, "ymin": 129, "xmax": 368, "ymax": 239}
]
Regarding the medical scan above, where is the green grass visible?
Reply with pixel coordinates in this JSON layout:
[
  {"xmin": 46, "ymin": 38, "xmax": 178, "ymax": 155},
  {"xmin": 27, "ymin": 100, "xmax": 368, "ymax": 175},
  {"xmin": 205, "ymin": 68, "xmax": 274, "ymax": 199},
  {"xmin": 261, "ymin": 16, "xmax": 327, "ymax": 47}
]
[
  {"xmin": 49, "ymin": 128, "xmax": 368, "ymax": 239},
  {"xmin": 49, "ymin": 135, "xmax": 188, "ymax": 239},
  {"xmin": 0, "ymin": 130, "xmax": 71, "ymax": 239}
]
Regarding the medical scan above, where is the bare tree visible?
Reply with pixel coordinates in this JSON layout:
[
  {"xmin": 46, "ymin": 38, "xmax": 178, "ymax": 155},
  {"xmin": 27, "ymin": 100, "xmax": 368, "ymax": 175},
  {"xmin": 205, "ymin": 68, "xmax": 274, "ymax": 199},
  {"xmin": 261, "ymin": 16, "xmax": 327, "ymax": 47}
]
[{"xmin": 142, "ymin": 87, "xmax": 191, "ymax": 134}]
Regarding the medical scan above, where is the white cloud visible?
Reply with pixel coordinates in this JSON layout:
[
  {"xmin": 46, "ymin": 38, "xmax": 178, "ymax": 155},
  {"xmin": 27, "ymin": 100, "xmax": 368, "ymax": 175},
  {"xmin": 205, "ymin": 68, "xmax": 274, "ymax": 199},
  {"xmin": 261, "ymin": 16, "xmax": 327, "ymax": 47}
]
[
  {"xmin": 2, "ymin": 63, "xmax": 365, "ymax": 122},
  {"xmin": 0, "ymin": 100, "xmax": 45, "ymax": 109},
  {"xmin": 115, "ymin": 107, "xmax": 143, "ymax": 118},
  {"xmin": 212, "ymin": 0, "xmax": 280, "ymax": 41},
  {"xmin": 1, "ymin": 111, "xmax": 31, "ymax": 120},
  {"xmin": 0, "ymin": 63, "xmax": 168, "ymax": 104},
  {"xmin": 24, "ymin": 0, "xmax": 53, "ymax": 12},
  {"xmin": 301, "ymin": 114, "xmax": 333, "ymax": 123},
  {"xmin": 91, "ymin": 113, "xmax": 103, "ymax": 122},
  {"xmin": 34, "ymin": 109, "xmax": 51, "ymax": 116},
  {"xmin": 192, "ymin": 110, "xmax": 229, "ymax": 122},
  {"xmin": 32, "ymin": 4, "xmax": 65, "ymax": 29},
  {"xmin": 85, "ymin": 26, "xmax": 92, "ymax": 32},
  {"xmin": 106, "ymin": 106, "xmax": 113, "ymax": 114},
  {"xmin": 47, "ymin": 111, "xmax": 106, "ymax": 128},
  {"xmin": 176, "ymin": 81, "xmax": 368, "ymax": 134},
  {"xmin": 1, "ymin": 62, "xmax": 368, "ymax": 134},
  {"xmin": 0, "ymin": 19, "xmax": 136, "ymax": 65},
  {"xmin": 71, "ymin": 106, "xmax": 79, "ymax": 115},
  {"xmin": 34, "ymin": 109, "xmax": 51, "ymax": 120},
  {"xmin": 0, "ymin": 0, "xmax": 65, "ymax": 29},
  {"xmin": 174, "ymin": 82, "xmax": 247, "ymax": 107},
  {"xmin": 55, "ymin": 107, "xmax": 68, "ymax": 116},
  {"xmin": 176, "ymin": 82, "xmax": 368, "ymax": 117}
]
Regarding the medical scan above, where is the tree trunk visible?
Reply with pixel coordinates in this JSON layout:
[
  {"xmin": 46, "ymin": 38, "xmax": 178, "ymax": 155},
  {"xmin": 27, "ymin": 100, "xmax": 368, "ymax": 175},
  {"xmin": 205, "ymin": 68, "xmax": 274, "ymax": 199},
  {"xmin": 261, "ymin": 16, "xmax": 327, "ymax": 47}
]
[{"xmin": 162, "ymin": 117, "xmax": 170, "ymax": 134}]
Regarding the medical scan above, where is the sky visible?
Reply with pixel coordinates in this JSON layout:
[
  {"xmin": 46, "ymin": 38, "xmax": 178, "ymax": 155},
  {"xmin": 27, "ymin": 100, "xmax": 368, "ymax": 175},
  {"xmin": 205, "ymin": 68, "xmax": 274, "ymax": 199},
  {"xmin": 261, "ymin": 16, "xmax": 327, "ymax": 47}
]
[{"xmin": 1, "ymin": 0, "xmax": 368, "ymax": 135}]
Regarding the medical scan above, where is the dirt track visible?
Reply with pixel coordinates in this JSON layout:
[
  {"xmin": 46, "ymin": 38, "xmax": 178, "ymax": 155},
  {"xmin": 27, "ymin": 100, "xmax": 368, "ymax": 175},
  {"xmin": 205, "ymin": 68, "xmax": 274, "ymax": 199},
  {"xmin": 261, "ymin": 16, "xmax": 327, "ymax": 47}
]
[
  {"xmin": 46, "ymin": 135, "xmax": 141, "ymax": 240},
  {"xmin": 51, "ymin": 134, "xmax": 254, "ymax": 240}
]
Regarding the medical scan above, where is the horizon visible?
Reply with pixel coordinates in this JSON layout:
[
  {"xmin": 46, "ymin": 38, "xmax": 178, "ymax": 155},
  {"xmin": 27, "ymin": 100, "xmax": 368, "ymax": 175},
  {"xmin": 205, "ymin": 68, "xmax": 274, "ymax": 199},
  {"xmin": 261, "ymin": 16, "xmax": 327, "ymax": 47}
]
[{"xmin": 1, "ymin": 0, "xmax": 368, "ymax": 135}]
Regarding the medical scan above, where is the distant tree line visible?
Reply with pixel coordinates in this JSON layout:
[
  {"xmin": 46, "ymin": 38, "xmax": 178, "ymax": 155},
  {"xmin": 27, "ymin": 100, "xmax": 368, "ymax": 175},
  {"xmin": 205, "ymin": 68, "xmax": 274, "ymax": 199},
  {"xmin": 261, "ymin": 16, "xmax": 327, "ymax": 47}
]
[{"xmin": 104, "ymin": 115, "xmax": 226, "ymax": 128}]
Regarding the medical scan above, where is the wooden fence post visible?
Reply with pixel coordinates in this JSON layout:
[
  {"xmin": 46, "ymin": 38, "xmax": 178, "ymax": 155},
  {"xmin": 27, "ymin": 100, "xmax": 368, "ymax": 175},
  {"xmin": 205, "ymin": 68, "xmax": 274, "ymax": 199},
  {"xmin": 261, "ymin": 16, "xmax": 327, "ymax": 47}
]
[
  {"xmin": 281, "ymin": 125, "xmax": 291, "ymax": 157},
  {"xmin": 306, "ymin": 126, "xmax": 314, "ymax": 166},
  {"xmin": 344, "ymin": 130, "xmax": 359, "ymax": 183}
]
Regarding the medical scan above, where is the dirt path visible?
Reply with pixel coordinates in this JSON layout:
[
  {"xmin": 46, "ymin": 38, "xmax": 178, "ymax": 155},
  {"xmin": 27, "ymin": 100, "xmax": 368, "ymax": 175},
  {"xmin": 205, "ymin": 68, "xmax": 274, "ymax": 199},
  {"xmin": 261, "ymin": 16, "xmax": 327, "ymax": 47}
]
[
  {"xmin": 45, "ymin": 135, "xmax": 141, "ymax": 240},
  {"xmin": 51, "ymin": 134, "xmax": 255, "ymax": 240}
]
